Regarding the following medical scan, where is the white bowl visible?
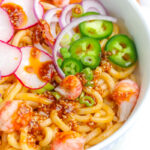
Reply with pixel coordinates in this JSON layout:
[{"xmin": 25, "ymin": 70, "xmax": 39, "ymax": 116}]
[{"xmin": 89, "ymin": 0, "xmax": 150, "ymax": 149}]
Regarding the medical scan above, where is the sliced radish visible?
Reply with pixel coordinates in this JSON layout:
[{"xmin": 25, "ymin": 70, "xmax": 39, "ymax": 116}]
[
  {"xmin": 0, "ymin": 41, "xmax": 22, "ymax": 77},
  {"xmin": 0, "ymin": 8, "xmax": 14, "ymax": 42},
  {"xmin": 33, "ymin": 0, "xmax": 44, "ymax": 19},
  {"xmin": 1, "ymin": 0, "xmax": 39, "ymax": 29},
  {"xmin": 15, "ymin": 47, "xmax": 54, "ymax": 89}
]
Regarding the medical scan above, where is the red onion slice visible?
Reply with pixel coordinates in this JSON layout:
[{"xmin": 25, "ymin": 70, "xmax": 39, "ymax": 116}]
[
  {"xmin": 0, "ymin": 41, "xmax": 22, "ymax": 77},
  {"xmin": 34, "ymin": 43, "xmax": 52, "ymax": 54},
  {"xmin": 44, "ymin": 8, "xmax": 62, "ymax": 24},
  {"xmin": 44, "ymin": 8, "xmax": 62, "ymax": 40},
  {"xmin": 34, "ymin": 0, "xmax": 44, "ymax": 19},
  {"xmin": 50, "ymin": 22, "xmax": 57, "ymax": 39},
  {"xmin": 59, "ymin": 4, "xmax": 76, "ymax": 29},
  {"xmin": 0, "ymin": 8, "xmax": 14, "ymax": 42},
  {"xmin": 82, "ymin": 0, "xmax": 107, "ymax": 15},
  {"xmin": 15, "ymin": 46, "xmax": 53, "ymax": 89},
  {"xmin": 53, "ymin": 15, "xmax": 117, "ymax": 78},
  {"xmin": 1, "ymin": 0, "xmax": 39, "ymax": 29}
]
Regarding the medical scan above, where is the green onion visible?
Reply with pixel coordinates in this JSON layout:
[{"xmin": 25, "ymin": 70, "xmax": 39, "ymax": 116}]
[
  {"xmin": 72, "ymin": 4, "xmax": 84, "ymax": 18},
  {"xmin": 57, "ymin": 58, "xmax": 63, "ymax": 67},
  {"xmin": 82, "ymin": 67, "xmax": 94, "ymax": 81},
  {"xmin": 52, "ymin": 92, "xmax": 61, "ymax": 100},
  {"xmin": 0, "ymin": 97, "xmax": 3, "ymax": 103},
  {"xmin": 35, "ymin": 83, "xmax": 54, "ymax": 94},
  {"xmin": 60, "ymin": 33, "xmax": 71, "ymax": 48},
  {"xmin": 44, "ymin": 83, "xmax": 54, "ymax": 91},
  {"xmin": 85, "ymin": 81, "xmax": 94, "ymax": 87},
  {"xmin": 80, "ymin": 92, "xmax": 85, "ymax": 98},
  {"xmin": 71, "ymin": 33, "xmax": 81, "ymax": 43},
  {"xmin": 35, "ymin": 88, "xmax": 46, "ymax": 94},
  {"xmin": 60, "ymin": 48, "xmax": 71, "ymax": 59},
  {"xmin": 79, "ymin": 96, "xmax": 95, "ymax": 107}
]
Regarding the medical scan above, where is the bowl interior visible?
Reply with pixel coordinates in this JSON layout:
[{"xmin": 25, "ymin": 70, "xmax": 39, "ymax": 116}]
[{"xmin": 89, "ymin": 0, "xmax": 150, "ymax": 149}]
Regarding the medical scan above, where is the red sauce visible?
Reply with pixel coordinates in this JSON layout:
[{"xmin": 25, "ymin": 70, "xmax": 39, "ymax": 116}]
[
  {"xmin": 2, "ymin": 3, "xmax": 27, "ymax": 29},
  {"xmin": 24, "ymin": 48, "xmax": 54, "ymax": 82},
  {"xmin": 12, "ymin": 103, "xmax": 32, "ymax": 131},
  {"xmin": 32, "ymin": 20, "xmax": 54, "ymax": 45}
]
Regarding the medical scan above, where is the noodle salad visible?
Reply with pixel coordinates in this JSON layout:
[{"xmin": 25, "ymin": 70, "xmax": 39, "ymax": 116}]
[{"xmin": 0, "ymin": 0, "xmax": 140, "ymax": 150}]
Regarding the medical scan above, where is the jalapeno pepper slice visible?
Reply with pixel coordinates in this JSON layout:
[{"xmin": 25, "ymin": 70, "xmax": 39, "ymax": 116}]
[
  {"xmin": 69, "ymin": 37, "xmax": 101, "ymax": 61},
  {"xmin": 81, "ymin": 55, "xmax": 100, "ymax": 69},
  {"xmin": 105, "ymin": 34, "xmax": 137, "ymax": 68},
  {"xmin": 79, "ymin": 20, "xmax": 113, "ymax": 40},
  {"xmin": 61, "ymin": 58, "xmax": 83, "ymax": 76}
]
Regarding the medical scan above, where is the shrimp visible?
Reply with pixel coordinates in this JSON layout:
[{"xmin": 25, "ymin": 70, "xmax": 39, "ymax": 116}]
[
  {"xmin": 52, "ymin": 0, "xmax": 70, "ymax": 7},
  {"xmin": 55, "ymin": 75, "xmax": 82, "ymax": 100},
  {"xmin": 70, "ymin": 0, "xmax": 82, "ymax": 4},
  {"xmin": 112, "ymin": 79, "xmax": 139, "ymax": 122},
  {"xmin": 0, "ymin": 100, "xmax": 32, "ymax": 132},
  {"xmin": 51, "ymin": 131, "xmax": 85, "ymax": 150}
]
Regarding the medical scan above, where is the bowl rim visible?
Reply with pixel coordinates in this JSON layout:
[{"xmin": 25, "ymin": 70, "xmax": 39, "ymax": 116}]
[{"xmin": 88, "ymin": 0, "xmax": 150, "ymax": 149}]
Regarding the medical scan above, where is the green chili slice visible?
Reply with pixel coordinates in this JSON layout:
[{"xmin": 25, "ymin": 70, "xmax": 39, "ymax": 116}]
[{"xmin": 79, "ymin": 96, "xmax": 95, "ymax": 107}]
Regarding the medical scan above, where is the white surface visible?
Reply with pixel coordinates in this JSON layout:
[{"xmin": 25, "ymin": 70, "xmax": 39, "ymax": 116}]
[
  {"xmin": 112, "ymin": 99, "xmax": 150, "ymax": 150},
  {"xmin": 112, "ymin": 1, "xmax": 150, "ymax": 150}
]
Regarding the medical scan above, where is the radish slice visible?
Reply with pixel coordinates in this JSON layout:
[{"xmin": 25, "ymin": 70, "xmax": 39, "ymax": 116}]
[
  {"xmin": 34, "ymin": 0, "xmax": 44, "ymax": 19},
  {"xmin": 15, "ymin": 47, "xmax": 54, "ymax": 89},
  {"xmin": 1, "ymin": 0, "xmax": 39, "ymax": 29},
  {"xmin": 0, "ymin": 41, "xmax": 22, "ymax": 77},
  {"xmin": 53, "ymin": 15, "xmax": 117, "ymax": 78},
  {"xmin": 82, "ymin": 0, "xmax": 107, "ymax": 15},
  {"xmin": 0, "ymin": 8, "xmax": 14, "ymax": 42}
]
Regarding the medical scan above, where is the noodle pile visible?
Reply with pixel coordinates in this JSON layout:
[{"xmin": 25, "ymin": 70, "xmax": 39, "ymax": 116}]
[{"xmin": 0, "ymin": 1, "xmax": 138, "ymax": 150}]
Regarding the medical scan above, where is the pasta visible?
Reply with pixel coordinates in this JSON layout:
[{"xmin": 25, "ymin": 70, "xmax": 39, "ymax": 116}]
[{"xmin": 0, "ymin": 0, "xmax": 140, "ymax": 150}]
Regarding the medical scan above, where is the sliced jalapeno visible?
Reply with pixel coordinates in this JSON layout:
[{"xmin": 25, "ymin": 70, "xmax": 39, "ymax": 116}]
[
  {"xmin": 81, "ymin": 55, "xmax": 100, "ymax": 69},
  {"xmin": 79, "ymin": 96, "xmax": 95, "ymax": 107},
  {"xmin": 105, "ymin": 34, "xmax": 137, "ymax": 68},
  {"xmin": 81, "ymin": 67, "xmax": 93, "ymax": 81},
  {"xmin": 69, "ymin": 37, "xmax": 101, "ymax": 61},
  {"xmin": 79, "ymin": 20, "xmax": 113, "ymax": 40},
  {"xmin": 61, "ymin": 58, "xmax": 83, "ymax": 76}
]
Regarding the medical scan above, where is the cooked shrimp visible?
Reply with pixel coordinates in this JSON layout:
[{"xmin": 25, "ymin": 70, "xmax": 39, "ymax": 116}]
[
  {"xmin": 52, "ymin": 0, "xmax": 70, "ymax": 7},
  {"xmin": 0, "ymin": 100, "xmax": 32, "ymax": 132},
  {"xmin": 112, "ymin": 79, "xmax": 139, "ymax": 122},
  {"xmin": 55, "ymin": 75, "xmax": 82, "ymax": 100},
  {"xmin": 70, "ymin": 0, "xmax": 82, "ymax": 4},
  {"xmin": 51, "ymin": 131, "xmax": 85, "ymax": 150}
]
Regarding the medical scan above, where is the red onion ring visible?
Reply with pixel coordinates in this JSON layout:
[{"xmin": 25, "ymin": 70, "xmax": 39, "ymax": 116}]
[
  {"xmin": 34, "ymin": 0, "xmax": 44, "ymax": 19},
  {"xmin": 81, "ymin": 0, "xmax": 107, "ymax": 15},
  {"xmin": 59, "ymin": 4, "xmax": 76, "ymax": 29},
  {"xmin": 44, "ymin": 8, "xmax": 62, "ymax": 24},
  {"xmin": 53, "ymin": 15, "xmax": 117, "ymax": 78}
]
